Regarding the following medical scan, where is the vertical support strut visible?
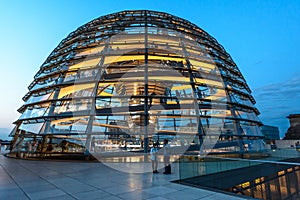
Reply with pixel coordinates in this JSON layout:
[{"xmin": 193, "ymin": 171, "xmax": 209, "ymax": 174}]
[
  {"xmin": 84, "ymin": 82, "xmax": 98, "ymax": 157},
  {"xmin": 223, "ymin": 78, "xmax": 244, "ymax": 153},
  {"xmin": 85, "ymin": 38, "xmax": 110, "ymax": 157},
  {"xmin": 41, "ymin": 87, "xmax": 61, "ymax": 154},
  {"xmin": 143, "ymin": 11, "xmax": 149, "ymax": 153},
  {"xmin": 179, "ymin": 38, "xmax": 206, "ymax": 151}
]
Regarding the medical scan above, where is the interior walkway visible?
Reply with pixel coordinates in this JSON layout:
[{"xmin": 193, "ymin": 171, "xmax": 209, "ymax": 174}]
[{"xmin": 0, "ymin": 153, "xmax": 251, "ymax": 200}]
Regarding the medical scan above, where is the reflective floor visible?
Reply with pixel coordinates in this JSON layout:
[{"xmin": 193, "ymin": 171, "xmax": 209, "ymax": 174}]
[{"xmin": 0, "ymin": 151, "xmax": 249, "ymax": 200}]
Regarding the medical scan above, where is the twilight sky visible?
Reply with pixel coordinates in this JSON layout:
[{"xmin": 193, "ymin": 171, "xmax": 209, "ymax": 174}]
[{"xmin": 0, "ymin": 0, "xmax": 299, "ymax": 139}]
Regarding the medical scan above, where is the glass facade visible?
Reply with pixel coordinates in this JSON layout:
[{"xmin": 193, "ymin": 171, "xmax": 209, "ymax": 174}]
[
  {"xmin": 10, "ymin": 10, "xmax": 264, "ymax": 157},
  {"xmin": 178, "ymin": 148, "xmax": 300, "ymax": 200}
]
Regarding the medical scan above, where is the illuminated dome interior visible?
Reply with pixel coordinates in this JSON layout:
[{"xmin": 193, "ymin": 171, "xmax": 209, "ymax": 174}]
[{"xmin": 10, "ymin": 10, "xmax": 265, "ymax": 157}]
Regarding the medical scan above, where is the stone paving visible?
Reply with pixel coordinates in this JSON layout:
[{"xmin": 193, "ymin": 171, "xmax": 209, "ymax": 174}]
[{"xmin": 0, "ymin": 152, "xmax": 251, "ymax": 200}]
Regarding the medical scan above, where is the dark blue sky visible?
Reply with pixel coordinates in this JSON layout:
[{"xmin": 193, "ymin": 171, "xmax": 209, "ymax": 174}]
[{"xmin": 0, "ymin": 0, "xmax": 299, "ymax": 138}]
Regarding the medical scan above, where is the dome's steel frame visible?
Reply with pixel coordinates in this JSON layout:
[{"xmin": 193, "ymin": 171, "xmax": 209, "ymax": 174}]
[{"xmin": 9, "ymin": 10, "xmax": 264, "ymax": 157}]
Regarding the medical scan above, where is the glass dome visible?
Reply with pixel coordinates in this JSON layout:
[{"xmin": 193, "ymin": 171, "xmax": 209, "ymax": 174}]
[{"xmin": 10, "ymin": 10, "xmax": 265, "ymax": 158}]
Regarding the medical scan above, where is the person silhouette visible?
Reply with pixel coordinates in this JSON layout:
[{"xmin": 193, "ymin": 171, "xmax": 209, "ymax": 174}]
[
  {"xmin": 150, "ymin": 142, "xmax": 159, "ymax": 173},
  {"xmin": 163, "ymin": 139, "xmax": 171, "ymax": 174}
]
